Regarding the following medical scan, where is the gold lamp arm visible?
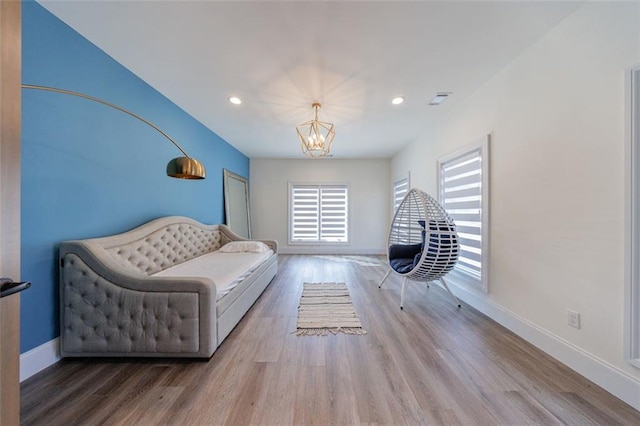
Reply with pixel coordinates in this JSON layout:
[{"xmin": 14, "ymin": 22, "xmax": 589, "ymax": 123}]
[{"xmin": 21, "ymin": 84, "xmax": 206, "ymax": 179}]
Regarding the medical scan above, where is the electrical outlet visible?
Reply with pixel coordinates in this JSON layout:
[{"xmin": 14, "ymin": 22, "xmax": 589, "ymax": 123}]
[{"xmin": 567, "ymin": 310, "xmax": 581, "ymax": 329}]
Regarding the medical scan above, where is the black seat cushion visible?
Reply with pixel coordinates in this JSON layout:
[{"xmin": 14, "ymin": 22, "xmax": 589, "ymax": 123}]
[
  {"xmin": 389, "ymin": 243, "xmax": 421, "ymax": 260},
  {"xmin": 389, "ymin": 243, "xmax": 423, "ymax": 274},
  {"xmin": 390, "ymin": 257, "xmax": 415, "ymax": 274}
]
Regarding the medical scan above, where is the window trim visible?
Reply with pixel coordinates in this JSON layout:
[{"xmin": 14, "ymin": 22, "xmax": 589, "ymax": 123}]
[
  {"xmin": 392, "ymin": 172, "xmax": 410, "ymax": 218},
  {"xmin": 625, "ymin": 65, "xmax": 640, "ymax": 369},
  {"xmin": 437, "ymin": 135, "xmax": 490, "ymax": 293},
  {"xmin": 288, "ymin": 182, "xmax": 350, "ymax": 245}
]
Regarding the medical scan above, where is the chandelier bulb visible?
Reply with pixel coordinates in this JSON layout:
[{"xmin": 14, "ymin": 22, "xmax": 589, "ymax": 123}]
[{"xmin": 296, "ymin": 102, "xmax": 335, "ymax": 158}]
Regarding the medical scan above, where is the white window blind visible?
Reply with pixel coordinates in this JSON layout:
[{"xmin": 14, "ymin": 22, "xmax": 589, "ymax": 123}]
[
  {"xmin": 290, "ymin": 184, "xmax": 348, "ymax": 243},
  {"xmin": 438, "ymin": 136, "xmax": 489, "ymax": 291},
  {"xmin": 393, "ymin": 176, "xmax": 409, "ymax": 213}
]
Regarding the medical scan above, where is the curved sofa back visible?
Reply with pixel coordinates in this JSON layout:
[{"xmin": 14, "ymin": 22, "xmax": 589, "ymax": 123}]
[{"xmin": 78, "ymin": 216, "xmax": 227, "ymax": 276}]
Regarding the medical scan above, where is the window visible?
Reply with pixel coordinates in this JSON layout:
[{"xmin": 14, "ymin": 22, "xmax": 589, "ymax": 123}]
[
  {"xmin": 438, "ymin": 135, "xmax": 490, "ymax": 292},
  {"xmin": 627, "ymin": 65, "xmax": 640, "ymax": 368},
  {"xmin": 392, "ymin": 174, "xmax": 410, "ymax": 214},
  {"xmin": 289, "ymin": 184, "xmax": 349, "ymax": 243}
]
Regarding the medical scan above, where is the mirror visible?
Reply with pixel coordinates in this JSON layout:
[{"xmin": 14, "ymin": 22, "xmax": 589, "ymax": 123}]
[{"xmin": 223, "ymin": 169, "xmax": 251, "ymax": 239}]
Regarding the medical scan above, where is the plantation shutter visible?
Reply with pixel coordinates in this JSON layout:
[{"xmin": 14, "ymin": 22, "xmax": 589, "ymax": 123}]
[
  {"xmin": 291, "ymin": 186, "xmax": 319, "ymax": 241},
  {"xmin": 440, "ymin": 148, "xmax": 483, "ymax": 280},
  {"xmin": 290, "ymin": 184, "xmax": 348, "ymax": 243},
  {"xmin": 393, "ymin": 177, "xmax": 409, "ymax": 212},
  {"xmin": 319, "ymin": 186, "xmax": 348, "ymax": 242}
]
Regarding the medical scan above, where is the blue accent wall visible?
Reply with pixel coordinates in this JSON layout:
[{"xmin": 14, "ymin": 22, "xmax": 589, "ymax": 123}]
[{"xmin": 20, "ymin": 2, "xmax": 249, "ymax": 353}]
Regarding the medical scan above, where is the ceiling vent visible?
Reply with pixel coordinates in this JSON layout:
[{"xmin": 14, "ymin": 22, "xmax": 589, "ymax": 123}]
[{"xmin": 429, "ymin": 92, "xmax": 452, "ymax": 106}]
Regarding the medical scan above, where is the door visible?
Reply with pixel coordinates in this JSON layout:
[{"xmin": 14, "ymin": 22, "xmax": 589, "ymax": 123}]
[{"xmin": 0, "ymin": 0, "xmax": 22, "ymax": 424}]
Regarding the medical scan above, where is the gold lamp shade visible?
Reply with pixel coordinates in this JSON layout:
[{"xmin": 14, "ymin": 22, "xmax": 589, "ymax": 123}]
[
  {"xmin": 296, "ymin": 102, "xmax": 335, "ymax": 158},
  {"xmin": 166, "ymin": 156, "xmax": 206, "ymax": 179}
]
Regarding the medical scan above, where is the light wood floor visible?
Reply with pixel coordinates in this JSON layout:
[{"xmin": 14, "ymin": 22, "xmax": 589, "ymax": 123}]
[{"xmin": 21, "ymin": 255, "xmax": 640, "ymax": 425}]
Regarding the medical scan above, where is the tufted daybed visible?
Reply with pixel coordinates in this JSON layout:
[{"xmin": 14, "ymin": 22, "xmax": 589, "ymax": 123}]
[{"xmin": 59, "ymin": 216, "xmax": 278, "ymax": 358}]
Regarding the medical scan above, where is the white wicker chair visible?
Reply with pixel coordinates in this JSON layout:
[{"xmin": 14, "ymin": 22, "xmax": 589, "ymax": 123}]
[{"xmin": 379, "ymin": 188, "xmax": 461, "ymax": 309}]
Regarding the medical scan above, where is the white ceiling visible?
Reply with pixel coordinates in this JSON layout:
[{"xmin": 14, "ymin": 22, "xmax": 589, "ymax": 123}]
[{"xmin": 39, "ymin": 1, "xmax": 580, "ymax": 159}]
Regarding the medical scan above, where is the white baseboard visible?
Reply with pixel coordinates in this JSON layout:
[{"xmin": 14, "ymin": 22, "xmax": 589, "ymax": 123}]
[
  {"xmin": 279, "ymin": 247, "xmax": 386, "ymax": 255},
  {"xmin": 20, "ymin": 337, "xmax": 61, "ymax": 382},
  {"xmin": 450, "ymin": 282, "xmax": 640, "ymax": 410}
]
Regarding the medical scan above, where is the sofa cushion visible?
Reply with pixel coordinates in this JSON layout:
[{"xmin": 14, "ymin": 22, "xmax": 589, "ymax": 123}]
[
  {"xmin": 219, "ymin": 241, "xmax": 270, "ymax": 253},
  {"xmin": 152, "ymin": 249, "xmax": 273, "ymax": 300}
]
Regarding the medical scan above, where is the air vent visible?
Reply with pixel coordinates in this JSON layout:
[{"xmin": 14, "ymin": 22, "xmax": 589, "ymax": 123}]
[{"xmin": 429, "ymin": 92, "xmax": 452, "ymax": 106}]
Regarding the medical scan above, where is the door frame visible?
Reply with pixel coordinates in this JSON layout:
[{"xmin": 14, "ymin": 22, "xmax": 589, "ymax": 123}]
[
  {"xmin": 626, "ymin": 64, "xmax": 640, "ymax": 369},
  {"xmin": 0, "ymin": 0, "xmax": 22, "ymax": 423}
]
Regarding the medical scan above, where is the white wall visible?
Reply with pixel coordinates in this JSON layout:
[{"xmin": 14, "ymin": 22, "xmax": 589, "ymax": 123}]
[
  {"xmin": 250, "ymin": 159, "xmax": 389, "ymax": 254},
  {"xmin": 392, "ymin": 2, "xmax": 640, "ymax": 406}
]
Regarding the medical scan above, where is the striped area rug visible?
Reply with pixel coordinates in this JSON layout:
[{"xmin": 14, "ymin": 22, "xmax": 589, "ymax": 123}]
[{"xmin": 295, "ymin": 282, "xmax": 367, "ymax": 336}]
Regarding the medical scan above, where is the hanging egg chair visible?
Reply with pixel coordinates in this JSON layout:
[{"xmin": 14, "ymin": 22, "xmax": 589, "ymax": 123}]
[{"xmin": 379, "ymin": 188, "xmax": 461, "ymax": 309}]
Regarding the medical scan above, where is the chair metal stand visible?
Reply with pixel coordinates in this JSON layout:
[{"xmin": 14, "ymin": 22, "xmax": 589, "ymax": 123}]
[{"xmin": 378, "ymin": 268, "xmax": 391, "ymax": 288}]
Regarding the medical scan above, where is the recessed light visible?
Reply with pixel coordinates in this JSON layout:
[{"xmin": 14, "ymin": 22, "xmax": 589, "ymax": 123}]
[
  {"xmin": 229, "ymin": 96, "xmax": 242, "ymax": 105},
  {"xmin": 429, "ymin": 92, "xmax": 452, "ymax": 106},
  {"xmin": 391, "ymin": 96, "xmax": 405, "ymax": 105}
]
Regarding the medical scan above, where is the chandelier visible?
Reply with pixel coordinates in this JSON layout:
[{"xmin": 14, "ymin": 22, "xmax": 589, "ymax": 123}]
[{"xmin": 296, "ymin": 102, "xmax": 335, "ymax": 158}]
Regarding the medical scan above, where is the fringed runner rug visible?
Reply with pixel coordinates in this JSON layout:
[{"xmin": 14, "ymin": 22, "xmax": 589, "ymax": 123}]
[{"xmin": 295, "ymin": 282, "xmax": 367, "ymax": 336}]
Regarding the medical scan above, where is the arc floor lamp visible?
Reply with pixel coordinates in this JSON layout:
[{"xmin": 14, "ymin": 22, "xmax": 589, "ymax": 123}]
[{"xmin": 21, "ymin": 84, "xmax": 206, "ymax": 179}]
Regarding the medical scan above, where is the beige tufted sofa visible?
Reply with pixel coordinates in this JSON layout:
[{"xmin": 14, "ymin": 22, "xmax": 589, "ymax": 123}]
[{"xmin": 59, "ymin": 216, "xmax": 277, "ymax": 358}]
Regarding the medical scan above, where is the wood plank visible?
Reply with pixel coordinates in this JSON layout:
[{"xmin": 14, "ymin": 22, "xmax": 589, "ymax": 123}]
[{"xmin": 20, "ymin": 255, "xmax": 640, "ymax": 424}]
